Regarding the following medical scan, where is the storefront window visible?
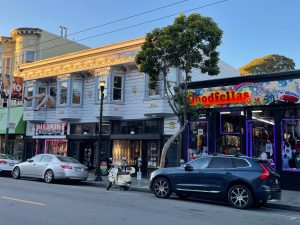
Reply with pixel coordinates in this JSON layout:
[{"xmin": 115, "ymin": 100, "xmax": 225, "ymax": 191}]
[
  {"xmin": 188, "ymin": 121, "xmax": 208, "ymax": 161},
  {"xmin": 83, "ymin": 123, "xmax": 96, "ymax": 135},
  {"xmin": 219, "ymin": 111, "xmax": 245, "ymax": 155},
  {"xmin": 46, "ymin": 139, "xmax": 67, "ymax": 156},
  {"xmin": 282, "ymin": 119, "xmax": 300, "ymax": 172},
  {"xmin": 112, "ymin": 140, "xmax": 142, "ymax": 166},
  {"xmin": 145, "ymin": 120, "xmax": 159, "ymax": 133},
  {"xmin": 70, "ymin": 124, "xmax": 82, "ymax": 135}
]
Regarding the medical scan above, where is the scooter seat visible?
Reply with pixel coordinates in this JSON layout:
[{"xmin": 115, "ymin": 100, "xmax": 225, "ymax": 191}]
[{"xmin": 119, "ymin": 171, "xmax": 130, "ymax": 175}]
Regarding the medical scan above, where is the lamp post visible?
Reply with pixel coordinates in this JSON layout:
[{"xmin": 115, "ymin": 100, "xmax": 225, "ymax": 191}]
[{"xmin": 95, "ymin": 80, "xmax": 106, "ymax": 181}]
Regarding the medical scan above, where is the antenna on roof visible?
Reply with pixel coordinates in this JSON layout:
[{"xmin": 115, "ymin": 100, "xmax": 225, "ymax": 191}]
[{"xmin": 59, "ymin": 26, "xmax": 68, "ymax": 38}]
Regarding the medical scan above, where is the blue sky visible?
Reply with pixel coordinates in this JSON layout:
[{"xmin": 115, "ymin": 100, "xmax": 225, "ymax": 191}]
[{"xmin": 0, "ymin": 0, "xmax": 299, "ymax": 69}]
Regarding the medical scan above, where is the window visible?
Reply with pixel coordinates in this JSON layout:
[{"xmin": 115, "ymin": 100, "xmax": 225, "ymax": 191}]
[
  {"xmin": 59, "ymin": 81, "xmax": 68, "ymax": 105},
  {"xmin": 4, "ymin": 58, "xmax": 12, "ymax": 75},
  {"xmin": 165, "ymin": 68, "xmax": 178, "ymax": 95},
  {"xmin": 282, "ymin": 119, "xmax": 300, "ymax": 172},
  {"xmin": 72, "ymin": 80, "xmax": 82, "ymax": 105},
  {"xmin": 41, "ymin": 155, "xmax": 52, "ymax": 162},
  {"xmin": 232, "ymin": 158, "xmax": 250, "ymax": 168},
  {"xmin": 26, "ymin": 86, "xmax": 34, "ymax": 107},
  {"xmin": 149, "ymin": 81, "xmax": 160, "ymax": 97},
  {"xmin": 189, "ymin": 157, "xmax": 212, "ymax": 169},
  {"xmin": 24, "ymin": 51, "xmax": 36, "ymax": 63},
  {"xmin": 208, "ymin": 157, "xmax": 233, "ymax": 168},
  {"xmin": 145, "ymin": 120, "xmax": 159, "ymax": 133},
  {"xmin": 70, "ymin": 124, "xmax": 82, "ymax": 135},
  {"xmin": 112, "ymin": 75, "xmax": 123, "ymax": 101},
  {"xmin": 37, "ymin": 86, "xmax": 47, "ymax": 108},
  {"xmin": 32, "ymin": 155, "xmax": 43, "ymax": 162},
  {"xmin": 83, "ymin": 123, "xmax": 96, "ymax": 135}
]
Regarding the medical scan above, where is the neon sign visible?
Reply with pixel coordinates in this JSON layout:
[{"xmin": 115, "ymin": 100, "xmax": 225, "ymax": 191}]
[{"xmin": 189, "ymin": 90, "xmax": 250, "ymax": 106}]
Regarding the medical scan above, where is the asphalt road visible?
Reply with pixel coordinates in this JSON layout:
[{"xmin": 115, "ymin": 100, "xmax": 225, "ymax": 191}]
[{"xmin": 0, "ymin": 176, "xmax": 299, "ymax": 225}]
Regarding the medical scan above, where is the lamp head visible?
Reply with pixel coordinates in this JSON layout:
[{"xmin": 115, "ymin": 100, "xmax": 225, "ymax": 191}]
[{"xmin": 99, "ymin": 80, "xmax": 106, "ymax": 88}]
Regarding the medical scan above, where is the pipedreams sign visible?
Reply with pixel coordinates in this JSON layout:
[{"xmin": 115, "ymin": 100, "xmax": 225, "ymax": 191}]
[
  {"xmin": 35, "ymin": 123, "xmax": 67, "ymax": 135},
  {"xmin": 189, "ymin": 78, "xmax": 300, "ymax": 108}
]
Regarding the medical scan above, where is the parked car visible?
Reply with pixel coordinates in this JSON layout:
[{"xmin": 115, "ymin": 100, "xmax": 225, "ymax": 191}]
[
  {"xmin": 0, "ymin": 154, "xmax": 20, "ymax": 174},
  {"xmin": 149, "ymin": 155, "xmax": 281, "ymax": 209},
  {"xmin": 12, "ymin": 154, "xmax": 88, "ymax": 183}
]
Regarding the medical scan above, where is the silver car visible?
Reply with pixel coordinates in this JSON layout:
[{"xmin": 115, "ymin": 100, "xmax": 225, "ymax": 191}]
[
  {"xmin": 0, "ymin": 154, "xmax": 20, "ymax": 174},
  {"xmin": 12, "ymin": 154, "xmax": 88, "ymax": 183}
]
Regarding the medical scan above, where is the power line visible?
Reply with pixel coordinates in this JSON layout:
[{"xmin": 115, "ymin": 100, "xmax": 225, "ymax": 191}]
[
  {"xmin": 2, "ymin": 0, "xmax": 229, "ymax": 64},
  {"xmin": 0, "ymin": 0, "xmax": 189, "ymax": 60}
]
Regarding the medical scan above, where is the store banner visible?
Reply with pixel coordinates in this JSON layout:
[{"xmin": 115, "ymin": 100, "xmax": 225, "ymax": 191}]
[
  {"xmin": 11, "ymin": 77, "xmax": 24, "ymax": 100},
  {"xmin": 0, "ymin": 76, "xmax": 24, "ymax": 100},
  {"xmin": 35, "ymin": 122, "xmax": 67, "ymax": 136},
  {"xmin": 189, "ymin": 78, "xmax": 300, "ymax": 108}
]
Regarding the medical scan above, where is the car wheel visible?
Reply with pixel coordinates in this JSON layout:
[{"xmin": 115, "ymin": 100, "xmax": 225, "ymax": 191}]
[
  {"xmin": 44, "ymin": 170, "xmax": 54, "ymax": 183},
  {"xmin": 12, "ymin": 167, "xmax": 20, "ymax": 179},
  {"xmin": 228, "ymin": 185, "xmax": 253, "ymax": 209},
  {"xmin": 153, "ymin": 178, "xmax": 172, "ymax": 199},
  {"xmin": 123, "ymin": 186, "xmax": 130, "ymax": 191},
  {"xmin": 176, "ymin": 193, "xmax": 189, "ymax": 199}
]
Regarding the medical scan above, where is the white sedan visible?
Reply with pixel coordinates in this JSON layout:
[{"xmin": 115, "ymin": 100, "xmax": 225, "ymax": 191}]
[
  {"xmin": 12, "ymin": 154, "xmax": 88, "ymax": 183},
  {"xmin": 0, "ymin": 154, "xmax": 20, "ymax": 174}
]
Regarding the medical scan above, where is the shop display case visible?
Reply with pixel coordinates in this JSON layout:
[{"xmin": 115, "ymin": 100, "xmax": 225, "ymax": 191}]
[{"xmin": 147, "ymin": 142, "xmax": 160, "ymax": 169}]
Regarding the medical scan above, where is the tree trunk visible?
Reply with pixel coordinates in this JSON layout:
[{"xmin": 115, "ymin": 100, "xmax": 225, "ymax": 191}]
[{"xmin": 159, "ymin": 121, "xmax": 188, "ymax": 168}]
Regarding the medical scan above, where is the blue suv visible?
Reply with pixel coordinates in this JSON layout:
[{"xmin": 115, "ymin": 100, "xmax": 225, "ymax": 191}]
[{"xmin": 149, "ymin": 155, "xmax": 281, "ymax": 209}]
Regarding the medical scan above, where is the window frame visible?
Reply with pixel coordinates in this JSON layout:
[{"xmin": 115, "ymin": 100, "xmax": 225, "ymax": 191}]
[
  {"xmin": 71, "ymin": 79, "xmax": 83, "ymax": 105},
  {"xmin": 25, "ymin": 85, "xmax": 34, "ymax": 108},
  {"xmin": 58, "ymin": 79, "xmax": 69, "ymax": 106},
  {"xmin": 23, "ymin": 50, "xmax": 36, "ymax": 63},
  {"xmin": 112, "ymin": 74, "xmax": 124, "ymax": 102},
  {"xmin": 4, "ymin": 58, "xmax": 12, "ymax": 75}
]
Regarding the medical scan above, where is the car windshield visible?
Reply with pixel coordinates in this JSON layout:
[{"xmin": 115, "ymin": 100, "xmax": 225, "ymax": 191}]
[
  {"xmin": 0, "ymin": 154, "xmax": 15, "ymax": 160},
  {"xmin": 56, "ymin": 156, "xmax": 80, "ymax": 164}
]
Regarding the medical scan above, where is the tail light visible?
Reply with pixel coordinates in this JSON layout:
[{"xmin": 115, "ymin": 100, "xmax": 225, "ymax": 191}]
[
  {"xmin": 259, "ymin": 163, "xmax": 270, "ymax": 180},
  {"xmin": 0, "ymin": 160, "xmax": 7, "ymax": 164},
  {"xmin": 60, "ymin": 165, "xmax": 72, "ymax": 170}
]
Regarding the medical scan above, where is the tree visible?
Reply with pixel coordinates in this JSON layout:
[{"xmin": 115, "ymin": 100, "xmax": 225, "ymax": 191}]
[
  {"xmin": 239, "ymin": 54, "xmax": 295, "ymax": 75},
  {"xmin": 135, "ymin": 13, "xmax": 222, "ymax": 167}
]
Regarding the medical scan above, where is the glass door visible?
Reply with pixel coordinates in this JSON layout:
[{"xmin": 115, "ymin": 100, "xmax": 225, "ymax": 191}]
[{"xmin": 247, "ymin": 118, "xmax": 276, "ymax": 164}]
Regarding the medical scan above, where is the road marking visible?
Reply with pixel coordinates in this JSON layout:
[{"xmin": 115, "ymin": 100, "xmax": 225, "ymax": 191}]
[{"xmin": 1, "ymin": 196, "xmax": 46, "ymax": 206}]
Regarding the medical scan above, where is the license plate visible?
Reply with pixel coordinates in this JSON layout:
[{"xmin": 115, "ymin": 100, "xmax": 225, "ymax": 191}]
[
  {"xmin": 75, "ymin": 168, "xmax": 81, "ymax": 172},
  {"xmin": 9, "ymin": 163, "xmax": 15, "ymax": 166},
  {"xmin": 275, "ymin": 179, "xmax": 278, "ymax": 184}
]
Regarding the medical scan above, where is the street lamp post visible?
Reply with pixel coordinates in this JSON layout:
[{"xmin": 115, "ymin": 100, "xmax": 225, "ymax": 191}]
[{"xmin": 95, "ymin": 80, "xmax": 106, "ymax": 181}]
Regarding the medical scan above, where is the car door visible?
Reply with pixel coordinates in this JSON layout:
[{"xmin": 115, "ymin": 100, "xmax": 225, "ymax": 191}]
[
  {"xmin": 34, "ymin": 155, "xmax": 52, "ymax": 178},
  {"xmin": 22, "ymin": 155, "xmax": 43, "ymax": 176},
  {"xmin": 174, "ymin": 157, "xmax": 212, "ymax": 193},
  {"xmin": 204, "ymin": 157, "xmax": 235, "ymax": 195}
]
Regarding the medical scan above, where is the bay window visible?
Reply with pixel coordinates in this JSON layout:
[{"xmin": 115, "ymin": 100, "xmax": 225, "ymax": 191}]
[
  {"xmin": 72, "ymin": 80, "xmax": 83, "ymax": 105},
  {"xmin": 112, "ymin": 75, "xmax": 123, "ymax": 101},
  {"xmin": 59, "ymin": 80, "xmax": 68, "ymax": 105}
]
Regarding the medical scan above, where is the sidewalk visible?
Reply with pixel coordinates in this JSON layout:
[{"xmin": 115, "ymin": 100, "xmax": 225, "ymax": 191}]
[{"xmin": 84, "ymin": 173, "xmax": 300, "ymax": 212}]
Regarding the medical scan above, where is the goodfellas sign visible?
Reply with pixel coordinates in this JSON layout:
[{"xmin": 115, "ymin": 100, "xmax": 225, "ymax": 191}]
[{"xmin": 189, "ymin": 79, "xmax": 300, "ymax": 108}]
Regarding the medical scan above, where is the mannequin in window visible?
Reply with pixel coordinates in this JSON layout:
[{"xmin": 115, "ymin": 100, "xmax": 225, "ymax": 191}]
[{"xmin": 25, "ymin": 88, "xmax": 56, "ymax": 111}]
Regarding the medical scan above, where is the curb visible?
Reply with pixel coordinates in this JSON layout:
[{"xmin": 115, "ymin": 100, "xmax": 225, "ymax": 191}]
[
  {"xmin": 265, "ymin": 202, "xmax": 300, "ymax": 212},
  {"xmin": 84, "ymin": 181, "xmax": 300, "ymax": 212}
]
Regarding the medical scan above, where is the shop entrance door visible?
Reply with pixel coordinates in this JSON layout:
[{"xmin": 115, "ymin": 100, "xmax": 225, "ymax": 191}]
[{"xmin": 246, "ymin": 118, "xmax": 275, "ymax": 163}]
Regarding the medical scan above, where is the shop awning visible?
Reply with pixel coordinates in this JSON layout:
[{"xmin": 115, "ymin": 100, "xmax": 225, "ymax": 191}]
[{"xmin": 0, "ymin": 107, "xmax": 25, "ymax": 134}]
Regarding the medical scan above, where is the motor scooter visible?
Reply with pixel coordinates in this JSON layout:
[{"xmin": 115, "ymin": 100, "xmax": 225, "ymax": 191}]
[{"xmin": 106, "ymin": 157, "xmax": 135, "ymax": 191}]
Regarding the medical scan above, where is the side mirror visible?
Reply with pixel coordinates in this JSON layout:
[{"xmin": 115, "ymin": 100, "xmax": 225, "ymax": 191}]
[
  {"xmin": 27, "ymin": 159, "xmax": 34, "ymax": 163},
  {"xmin": 184, "ymin": 164, "xmax": 193, "ymax": 171}
]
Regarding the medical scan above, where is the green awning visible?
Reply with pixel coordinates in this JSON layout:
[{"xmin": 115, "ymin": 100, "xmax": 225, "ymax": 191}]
[{"xmin": 0, "ymin": 107, "xmax": 25, "ymax": 134}]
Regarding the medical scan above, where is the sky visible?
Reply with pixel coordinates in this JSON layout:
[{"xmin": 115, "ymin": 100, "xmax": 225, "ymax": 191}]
[{"xmin": 0, "ymin": 0, "xmax": 299, "ymax": 70}]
